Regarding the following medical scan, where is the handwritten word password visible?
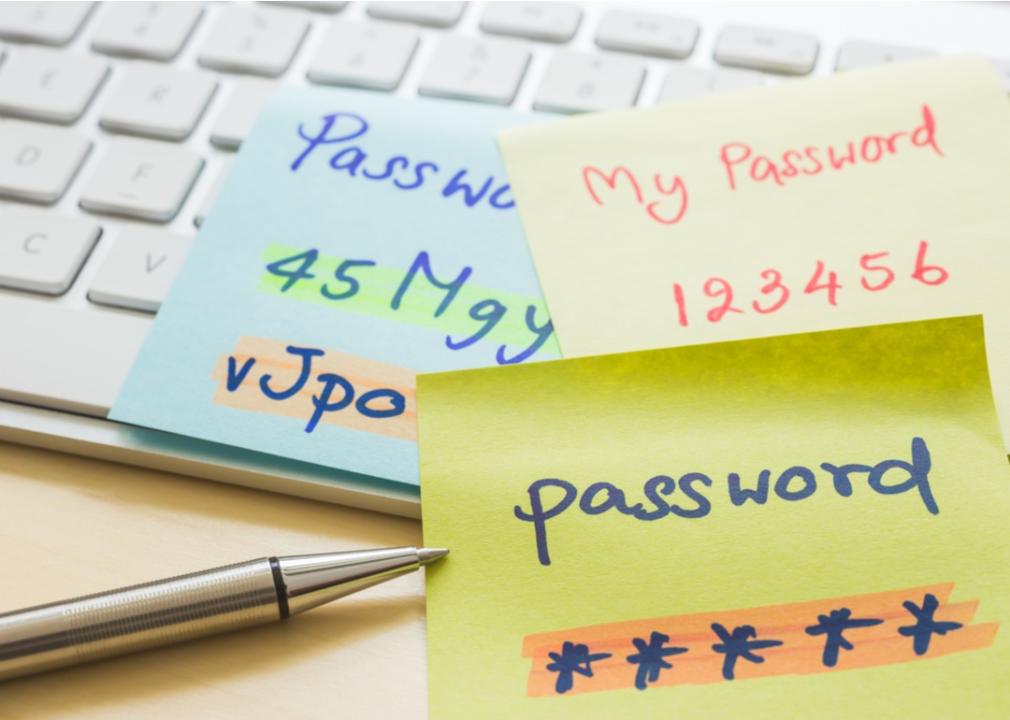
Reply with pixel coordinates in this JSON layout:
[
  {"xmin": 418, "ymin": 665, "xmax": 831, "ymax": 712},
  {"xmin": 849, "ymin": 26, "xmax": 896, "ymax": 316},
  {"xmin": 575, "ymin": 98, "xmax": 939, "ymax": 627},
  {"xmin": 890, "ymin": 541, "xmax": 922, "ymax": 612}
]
[
  {"xmin": 213, "ymin": 336, "xmax": 416, "ymax": 439},
  {"xmin": 721, "ymin": 104, "xmax": 942, "ymax": 190},
  {"xmin": 522, "ymin": 583, "xmax": 995, "ymax": 696},
  {"xmin": 260, "ymin": 245, "xmax": 555, "ymax": 366},
  {"xmin": 515, "ymin": 437, "xmax": 934, "ymax": 566},
  {"xmin": 291, "ymin": 112, "xmax": 513, "ymax": 211}
]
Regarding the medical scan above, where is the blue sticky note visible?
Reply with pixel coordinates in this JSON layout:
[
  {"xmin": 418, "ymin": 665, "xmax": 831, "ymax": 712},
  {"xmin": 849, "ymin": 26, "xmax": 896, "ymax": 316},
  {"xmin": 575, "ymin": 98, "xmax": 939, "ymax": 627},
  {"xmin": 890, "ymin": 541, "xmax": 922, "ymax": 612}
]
[{"xmin": 111, "ymin": 86, "xmax": 559, "ymax": 488}]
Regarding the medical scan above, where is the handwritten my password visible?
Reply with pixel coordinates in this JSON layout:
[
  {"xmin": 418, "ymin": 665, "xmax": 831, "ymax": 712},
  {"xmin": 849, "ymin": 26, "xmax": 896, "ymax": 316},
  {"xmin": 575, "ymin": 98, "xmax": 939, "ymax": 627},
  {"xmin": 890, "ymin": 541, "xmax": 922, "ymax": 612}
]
[{"xmin": 582, "ymin": 104, "xmax": 949, "ymax": 328}]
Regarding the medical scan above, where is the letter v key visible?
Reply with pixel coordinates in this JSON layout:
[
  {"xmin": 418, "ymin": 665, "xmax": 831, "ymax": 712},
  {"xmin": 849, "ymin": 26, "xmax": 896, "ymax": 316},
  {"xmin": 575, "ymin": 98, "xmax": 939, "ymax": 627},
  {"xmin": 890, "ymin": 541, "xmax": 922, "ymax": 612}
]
[
  {"xmin": 87, "ymin": 229, "xmax": 192, "ymax": 313},
  {"xmin": 145, "ymin": 252, "xmax": 167, "ymax": 273}
]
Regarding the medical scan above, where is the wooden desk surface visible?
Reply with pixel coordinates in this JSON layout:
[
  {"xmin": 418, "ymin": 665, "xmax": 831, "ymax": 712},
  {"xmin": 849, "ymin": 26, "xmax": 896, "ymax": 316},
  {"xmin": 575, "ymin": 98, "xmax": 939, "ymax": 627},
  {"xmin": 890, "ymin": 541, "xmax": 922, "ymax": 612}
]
[{"xmin": 0, "ymin": 441, "xmax": 427, "ymax": 719}]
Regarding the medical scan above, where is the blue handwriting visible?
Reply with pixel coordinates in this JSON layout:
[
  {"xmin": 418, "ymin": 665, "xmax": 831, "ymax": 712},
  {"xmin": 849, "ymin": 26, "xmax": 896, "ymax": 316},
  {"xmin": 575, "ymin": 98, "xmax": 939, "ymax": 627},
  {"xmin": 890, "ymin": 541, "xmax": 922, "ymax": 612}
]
[
  {"xmin": 265, "ymin": 248, "xmax": 554, "ymax": 365},
  {"xmin": 514, "ymin": 437, "xmax": 936, "ymax": 566},
  {"xmin": 226, "ymin": 344, "xmax": 405, "ymax": 433},
  {"xmin": 290, "ymin": 112, "xmax": 515, "ymax": 211},
  {"xmin": 546, "ymin": 641, "xmax": 612, "ymax": 694}
]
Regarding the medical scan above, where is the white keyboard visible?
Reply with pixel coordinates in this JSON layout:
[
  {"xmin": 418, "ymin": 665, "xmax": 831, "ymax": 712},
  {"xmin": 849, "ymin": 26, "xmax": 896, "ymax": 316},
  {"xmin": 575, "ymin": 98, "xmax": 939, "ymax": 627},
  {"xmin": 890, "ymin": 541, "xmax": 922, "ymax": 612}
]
[{"xmin": 1, "ymin": 0, "xmax": 1008, "ymax": 516}]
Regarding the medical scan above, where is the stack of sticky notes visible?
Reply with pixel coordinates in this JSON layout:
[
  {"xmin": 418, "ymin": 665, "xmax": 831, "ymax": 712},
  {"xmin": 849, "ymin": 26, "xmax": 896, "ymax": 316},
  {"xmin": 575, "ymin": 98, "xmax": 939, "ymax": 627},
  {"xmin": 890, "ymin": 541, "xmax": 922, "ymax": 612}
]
[{"xmin": 112, "ymin": 56, "xmax": 1010, "ymax": 718}]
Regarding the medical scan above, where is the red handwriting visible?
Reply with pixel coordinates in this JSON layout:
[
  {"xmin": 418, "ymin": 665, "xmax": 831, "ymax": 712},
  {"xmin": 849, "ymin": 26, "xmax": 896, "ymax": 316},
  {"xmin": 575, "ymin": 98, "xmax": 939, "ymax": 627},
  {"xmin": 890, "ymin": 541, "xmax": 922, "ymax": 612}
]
[
  {"xmin": 671, "ymin": 240, "xmax": 948, "ymax": 328},
  {"xmin": 720, "ymin": 104, "xmax": 943, "ymax": 191},
  {"xmin": 582, "ymin": 103, "xmax": 945, "ymax": 225},
  {"xmin": 582, "ymin": 165, "xmax": 688, "ymax": 226}
]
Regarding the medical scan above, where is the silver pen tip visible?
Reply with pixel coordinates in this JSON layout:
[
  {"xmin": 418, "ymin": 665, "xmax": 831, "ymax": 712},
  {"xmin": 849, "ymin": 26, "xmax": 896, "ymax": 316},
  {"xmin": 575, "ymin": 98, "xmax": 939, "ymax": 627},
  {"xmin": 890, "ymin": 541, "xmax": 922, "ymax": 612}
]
[{"xmin": 417, "ymin": 547, "xmax": 449, "ymax": 565}]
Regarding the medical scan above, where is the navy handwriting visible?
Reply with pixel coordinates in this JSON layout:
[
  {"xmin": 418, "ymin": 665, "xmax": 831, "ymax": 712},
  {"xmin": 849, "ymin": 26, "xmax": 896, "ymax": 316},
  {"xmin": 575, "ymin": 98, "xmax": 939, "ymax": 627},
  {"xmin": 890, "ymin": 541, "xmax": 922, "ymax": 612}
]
[
  {"xmin": 804, "ymin": 608, "xmax": 884, "ymax": 667},
  {"xmin": 546, "ymin": 641, "xmax": 612, "ymax": 694},
  {"xmin": 514, "ymin": 437, "xmax": 936, "ymax": 566},
  {"xmin": 265, "ymin": 248, "xmax": 555, "ymax": 365},
  {"xmin": 711, "ymin": 624, "xmax": 783, "ymax": 680},
  {"xmin": 626, "ymin": 632, "xmax": 688, "ymax": 690},
  {"xmin": 898, "ymin": 593, "xmax": 963, "ymax": 655},
  {"xmin": 227, "ymin": 344, "xmax": 405, "ymax": 433},
  {"xmin": 543, "ymin": 590, "xmax": 966, "ymax": 694}
]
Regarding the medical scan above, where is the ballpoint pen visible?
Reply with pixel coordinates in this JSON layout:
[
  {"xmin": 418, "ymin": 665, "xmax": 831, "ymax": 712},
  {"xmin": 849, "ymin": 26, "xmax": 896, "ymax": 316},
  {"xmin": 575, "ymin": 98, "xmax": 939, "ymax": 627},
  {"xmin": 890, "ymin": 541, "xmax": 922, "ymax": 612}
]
[{"xmin": 0, "ymin": 545, "xmax": 447, "ymax": 681}]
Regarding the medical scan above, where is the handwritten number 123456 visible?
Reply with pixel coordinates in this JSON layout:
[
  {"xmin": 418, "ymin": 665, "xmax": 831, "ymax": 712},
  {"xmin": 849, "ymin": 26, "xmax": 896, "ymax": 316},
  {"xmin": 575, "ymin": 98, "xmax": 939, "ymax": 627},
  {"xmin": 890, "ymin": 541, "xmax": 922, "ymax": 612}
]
[{"xmin": 672, "ymin": 241, "xmax": 949, "ymax": 327}]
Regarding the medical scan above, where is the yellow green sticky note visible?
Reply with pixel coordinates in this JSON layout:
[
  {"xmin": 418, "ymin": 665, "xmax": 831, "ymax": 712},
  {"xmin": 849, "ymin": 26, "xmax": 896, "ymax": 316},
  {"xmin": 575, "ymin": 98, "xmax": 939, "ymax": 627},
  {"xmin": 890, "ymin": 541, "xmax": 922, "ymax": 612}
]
[
  {"xmin": 420, "ymin": 316, "xmax": 1010, "ymax": 719},
  {"xmin": 498, "ymin": 55, "xmax": 1010, "ymax": 450}
]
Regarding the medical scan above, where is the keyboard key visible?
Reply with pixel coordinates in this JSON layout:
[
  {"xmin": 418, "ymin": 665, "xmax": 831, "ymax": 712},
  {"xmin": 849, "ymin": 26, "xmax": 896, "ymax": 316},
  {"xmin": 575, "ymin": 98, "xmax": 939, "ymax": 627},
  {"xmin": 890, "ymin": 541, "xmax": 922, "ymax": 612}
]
[
  {"xmin": 418, "ymin": 36, "xmax": 529, "ymax": 106},
  {"xmin": 91, "ymin": 2, "xmax": 203, "ymax": 61},
  {"xmin": 0, "ymin": 120, "xmax": 91, "ymax": 204},
  {"xmin": 595, "ymin": 9, "xmax": 698, "ymax": 59},
  {"xmin": 657, "ymin": 64, "xmax": 765, "ymax": 103},
  {"xmin": 480, "ymin": 2, "xmax": 580, "ymax": 43},
  {"xmin": 275, "ymin": 1, "xmax": 348, "ymax": 11},
  {"xmin": 88, "ymin": 228, "xmax": 192, "ymax": 312},
  {"xmin": 194, "ymin": 157, "xmax": 234, "ymax": 227},
  {"xmin": 533, "ymin": 51, "xmax": 644, "ymax": 114},
  {"xmin": 367, "ymin": 2, "xmax": 464, "ymax": 28},
  {"xmin": 99, "ymin": 62, "xmax": 217, "ymax": 141},
  {"xmin": 0, "ymin": 48, "xmax": 108, "ymax": 124},
  {"xmin": 79, "ymin": 138, "xmax": 203, "ymax": 222},
  {"xmin": 0, "ymin": 209, "xmax": 100, "ymax": 295},
  {"xmin": 198, "ymin": 5, "xmax": 308, "ymax": 77},
  {"xmin": 835, "ymin": 41, "xmax": 935, "ymax": 72},
  {"xmin": 0, "ymin": 1, "xmax": 93, "ymax": 46},
  {"xmin": 990, "ymin": 58, "xmax": 1010, "ymax": 92},
  {"xmin": 209, "ymin": 78, "xmax": 276, "ymax": 150},
  {"xmin": 0, "ymin": 294, "xmax": 151, "ymax": 416},
  {"xmin": 714, "ymin": 24, "xmax": 819, "ymax": 75},
  {"xmin": 307, "ymin": 20, "xmax": 418, "ymax": 91}
]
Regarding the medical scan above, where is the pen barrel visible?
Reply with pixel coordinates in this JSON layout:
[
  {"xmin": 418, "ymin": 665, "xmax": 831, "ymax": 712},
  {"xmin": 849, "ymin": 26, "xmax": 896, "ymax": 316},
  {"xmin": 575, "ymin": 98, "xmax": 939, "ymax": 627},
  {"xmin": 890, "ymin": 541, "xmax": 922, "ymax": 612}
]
[{"xmin": 0, "ymin": 558, "xmax": 280, "ymax": 681}]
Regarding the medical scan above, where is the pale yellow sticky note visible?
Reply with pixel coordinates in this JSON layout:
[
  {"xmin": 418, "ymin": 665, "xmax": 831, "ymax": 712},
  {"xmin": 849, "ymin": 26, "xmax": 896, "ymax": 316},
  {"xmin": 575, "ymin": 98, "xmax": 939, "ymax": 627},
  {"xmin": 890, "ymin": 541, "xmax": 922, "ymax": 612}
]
[
  {"xmin": 421, "ymin": 316, "xmax": 1010, "ymax": 719},
  {"xmin": 499, "ymin": 56, "xmax": 1010, "ymax": 448}
]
